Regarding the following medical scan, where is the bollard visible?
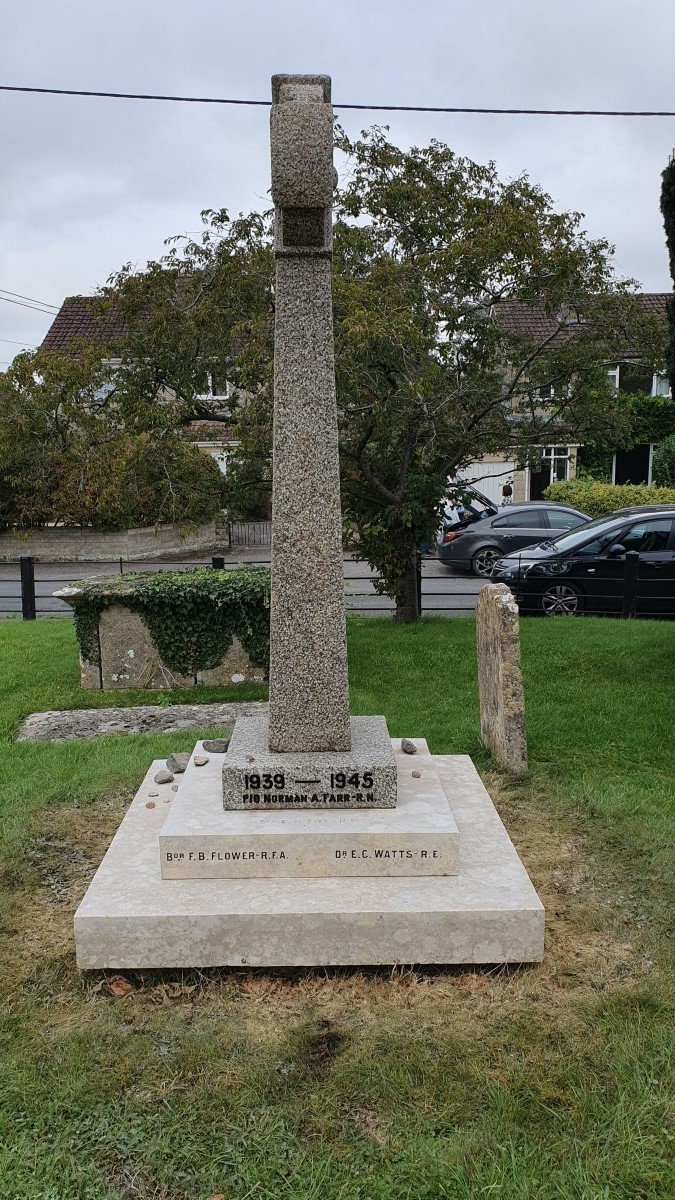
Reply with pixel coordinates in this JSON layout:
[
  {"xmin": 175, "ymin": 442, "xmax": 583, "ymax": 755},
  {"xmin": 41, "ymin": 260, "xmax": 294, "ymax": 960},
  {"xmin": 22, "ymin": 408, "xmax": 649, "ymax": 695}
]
[
  {"xmin": 211, "ymin": 555, "xmax": 225, "ymax": 570},
  {"xmin": 20, "ymin": 555, "xmax": 36, "ymax": 620}
]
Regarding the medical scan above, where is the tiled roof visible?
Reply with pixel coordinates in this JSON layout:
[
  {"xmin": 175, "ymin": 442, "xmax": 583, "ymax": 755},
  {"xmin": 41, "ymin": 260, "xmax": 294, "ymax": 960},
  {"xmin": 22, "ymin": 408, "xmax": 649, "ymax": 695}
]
[
  {"xmin": 493, "ymin": 293, "xmax": 669, "ymax": 343},
  {"xmin": 40, "ymin": 295, "xmax": 127, "ymax": 352}
]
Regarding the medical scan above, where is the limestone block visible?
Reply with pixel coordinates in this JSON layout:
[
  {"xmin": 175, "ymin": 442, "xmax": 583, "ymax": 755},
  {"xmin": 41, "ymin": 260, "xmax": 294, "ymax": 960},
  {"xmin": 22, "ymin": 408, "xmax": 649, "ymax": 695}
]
[
  {"xmin": 162, "ymin": 738, "xmax": 458, "ymax": 878},
  {"xmin": 65, "ymin": 604, "xmax": 267, "ymax": 691},
  {"xmin": 74, "ymin": 752, "xmax": 545, "ymax": 969},
  {"xmin": 475, "ymin": 584, "xmax": 528, "ymax": 773},
  {"xmin": 98, "ymin": 606, "xmax": 194, "ymax": 690}
]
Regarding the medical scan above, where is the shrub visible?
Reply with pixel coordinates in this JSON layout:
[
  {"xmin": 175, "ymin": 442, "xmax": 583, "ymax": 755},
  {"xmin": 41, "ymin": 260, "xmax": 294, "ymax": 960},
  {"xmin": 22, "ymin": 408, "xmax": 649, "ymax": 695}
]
[
  {"xmin": 70, "ymin": 567, "xmax": 270, "ymax": 675},
  {"xmin": 652, "ymin": 434, "xmax": 675, "ymax": 487},
  {"xmin": 544, "ymin": 478, "xmax": 675, "ymax": 517}
]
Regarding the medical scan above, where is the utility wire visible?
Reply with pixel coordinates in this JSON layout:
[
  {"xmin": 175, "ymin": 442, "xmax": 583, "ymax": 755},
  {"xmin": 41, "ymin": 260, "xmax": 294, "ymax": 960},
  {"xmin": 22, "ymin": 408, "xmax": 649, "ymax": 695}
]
[
  {"xmin": 0, "ymin": 296, "xmax": 59, "ymax": 315},
  {"xmin": 0, "ymin": 287, "xmax": 58, "ymax": 309},
  {"xmin": 0, "ymin": 338, "xmax": 36, "ymax": 346},
  {"xmin": 1, "ymin": 83, "xmax": 675, "ymax": 117}
]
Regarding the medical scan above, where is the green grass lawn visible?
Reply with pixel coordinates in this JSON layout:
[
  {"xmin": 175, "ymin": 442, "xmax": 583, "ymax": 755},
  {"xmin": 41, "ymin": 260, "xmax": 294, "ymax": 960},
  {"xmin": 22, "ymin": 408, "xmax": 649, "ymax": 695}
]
[{"xmin": 0, "ymin": 617, "xmax": 673, "ymax": 1199}]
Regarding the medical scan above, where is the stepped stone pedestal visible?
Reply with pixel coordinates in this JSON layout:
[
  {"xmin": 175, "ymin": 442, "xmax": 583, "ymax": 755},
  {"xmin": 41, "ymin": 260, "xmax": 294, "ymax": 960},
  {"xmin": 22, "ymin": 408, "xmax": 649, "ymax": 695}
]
[{"xmin": 74, "ymin": 744, "xmax": 544, "ymax": 969}]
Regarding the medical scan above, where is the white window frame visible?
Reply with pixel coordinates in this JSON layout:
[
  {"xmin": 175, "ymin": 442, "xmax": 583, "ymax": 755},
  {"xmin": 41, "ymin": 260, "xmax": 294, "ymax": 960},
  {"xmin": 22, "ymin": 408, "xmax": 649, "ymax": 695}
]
[
  {"xmin": 652, "ymin": 372, "xmax": 672, "ymax": 398},
  {"xmin": 196, "ymin": 372, "xmax": 231, "ymax": 403}
]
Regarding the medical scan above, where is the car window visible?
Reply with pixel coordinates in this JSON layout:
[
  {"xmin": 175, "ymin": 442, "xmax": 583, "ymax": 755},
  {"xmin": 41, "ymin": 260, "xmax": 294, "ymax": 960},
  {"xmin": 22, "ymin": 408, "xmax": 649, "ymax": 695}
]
[
  {"xmin": 492, "ymin": 509, "xmax": 544, "ymax": 529},
  {"xmin": 573, "ymin": 529, "xmax": 625, "ymax": 557},
  {"xmin": 545, "ymin": 509, "xmax": 584, "ymax": 530},
  {"xmin": 621, "ymin": 518, "xmax": 673, "ymax": 553},
  {"xmin": 549, "ymin": 515, "xmax": 627, "ymax": 553}
]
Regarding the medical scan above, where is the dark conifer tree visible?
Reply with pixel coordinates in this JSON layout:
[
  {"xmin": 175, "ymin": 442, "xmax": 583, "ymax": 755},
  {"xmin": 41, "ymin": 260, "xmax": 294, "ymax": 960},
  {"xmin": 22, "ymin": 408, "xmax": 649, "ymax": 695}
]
[{"xmin": 660, "ymin": 153, "xmax": 675, "ymax": 394}]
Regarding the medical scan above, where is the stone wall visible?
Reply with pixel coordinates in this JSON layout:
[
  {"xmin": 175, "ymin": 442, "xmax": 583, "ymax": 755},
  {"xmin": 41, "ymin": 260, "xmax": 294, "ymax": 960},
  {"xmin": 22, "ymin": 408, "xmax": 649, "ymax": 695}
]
[
  {"xmin": 0, "ymin": 518, "xmax": 226, "ymax": 563},
  {"xmin": 475, "ymin": 583, "xmax": 527, "ymax": 773},
  {"xmin": 73, "ymin": 603, "xmax": 266, "ymax": 690}
]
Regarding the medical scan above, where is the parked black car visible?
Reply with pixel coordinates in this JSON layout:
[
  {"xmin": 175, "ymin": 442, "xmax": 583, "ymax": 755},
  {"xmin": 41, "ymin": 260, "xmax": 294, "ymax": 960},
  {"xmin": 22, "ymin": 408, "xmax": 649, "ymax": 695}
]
[
  {"xmin": 492, "ymin": 506, "xmax": 675, "ymax": 616},
  {"xmin": 437, "ymin": 501, "xmax": 589, "ymax": 577}
]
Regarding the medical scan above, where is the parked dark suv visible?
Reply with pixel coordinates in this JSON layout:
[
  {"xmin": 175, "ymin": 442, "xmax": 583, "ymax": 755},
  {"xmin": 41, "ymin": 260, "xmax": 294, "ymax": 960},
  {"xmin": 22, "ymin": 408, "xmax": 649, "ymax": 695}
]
[
  {"xmin": 492, "ymin": 506, "xmax": 675, "ymax": 616},
  {"xmin": 437, "ymin": 500, "xmax": 589, "ymax": 577}
]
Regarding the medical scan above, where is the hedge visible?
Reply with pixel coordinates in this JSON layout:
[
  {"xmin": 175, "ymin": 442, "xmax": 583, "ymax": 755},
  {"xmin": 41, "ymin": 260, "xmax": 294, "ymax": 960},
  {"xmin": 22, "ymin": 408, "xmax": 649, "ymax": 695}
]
[{"xmin": 544, "ymin": 479, "xmax": 675, "ymax": 517}]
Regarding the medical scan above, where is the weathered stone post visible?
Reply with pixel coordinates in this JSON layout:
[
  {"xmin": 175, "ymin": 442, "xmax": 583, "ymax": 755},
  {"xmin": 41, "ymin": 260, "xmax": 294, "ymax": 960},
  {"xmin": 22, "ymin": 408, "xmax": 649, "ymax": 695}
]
[
  {"xmin": 221, "ymin": 75, "xmax": 397, "ymax": 809},
  {"xmin": 475, "ymin": 583, "xmax": 528, "ymax": 774},
  {"xmin": 267, "ymin": 74, "xmax": 350, "ymax": 753}
]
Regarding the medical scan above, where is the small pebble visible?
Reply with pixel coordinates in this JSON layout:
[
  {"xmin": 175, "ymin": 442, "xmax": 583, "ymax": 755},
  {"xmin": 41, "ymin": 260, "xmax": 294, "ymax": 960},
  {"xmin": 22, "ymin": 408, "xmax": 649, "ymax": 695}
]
[
  {"xmin": 148, "ymin": 791, "xmax": 159, "ymax": 797},
  {"xmin": 146, "ymin": 800, "xmax": 156, "ymax": 809},
  {"xmin": 245, "ymin": 754, "xmax": 255, "ymax": 763},
  {"xmin": 193, "ymin": 755, "xmax": 209, "ymax": 767},
  {"xmin": 202, "ymin": 738, "xmax": 230, "ymax": 754},
  {"xmin": 154, "ymin": 769, "xmax": 174, "ymax": 785},
  {"xmin": 401, "ymin": 738, "xmax": 417, "ymax": 755},
  {"xmin": 166, "ymin": 752, "xmax": 190, "ymax": 774},
  {"xmin": 411, "ymin": 770, "xmax": 421, "ymax": 779},
  {"xmin": 171, "ymin": 784, "xmax": 179, "ymax": 792},
  {"xmin": 163, "ymin": 797, "xmax": 172, "ymax": 804}
]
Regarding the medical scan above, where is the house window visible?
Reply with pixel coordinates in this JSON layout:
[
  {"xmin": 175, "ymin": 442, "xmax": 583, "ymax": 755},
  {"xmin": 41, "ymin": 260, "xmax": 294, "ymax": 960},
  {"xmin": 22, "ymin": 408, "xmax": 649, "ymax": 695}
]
[
  {"xmin": 527, "ymin": 446, "xmax": 573, "ymax": 500},
  {"xmin": 606, "ymin": 365, "xmax": 620, "ymax": 390},
  {"xmin": 197, "ymin": 371, "xmax": 231, "ymax": 402},
  {"xmin": 653, "ymin": 372, "xmax": 671, "ymax": 397},
  {"xmin": 543, "ymin": 445, "xmax": 571, "ymax": 483}
]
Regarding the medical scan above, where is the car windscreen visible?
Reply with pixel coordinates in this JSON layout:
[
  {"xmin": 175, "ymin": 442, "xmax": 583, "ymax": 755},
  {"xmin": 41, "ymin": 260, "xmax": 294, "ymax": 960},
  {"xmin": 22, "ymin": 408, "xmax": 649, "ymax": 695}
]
[{"xmin": 547, "ymin": 514, "xmax": 627, "ymax": 554}]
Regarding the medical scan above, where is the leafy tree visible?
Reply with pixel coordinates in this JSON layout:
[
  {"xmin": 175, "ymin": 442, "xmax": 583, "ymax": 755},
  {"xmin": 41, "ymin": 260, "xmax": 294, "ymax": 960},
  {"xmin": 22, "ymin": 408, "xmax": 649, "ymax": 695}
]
[
  {"xmin": 0, "ymin": 343, "xmax": 225, "ymax": 530},
  {"xmin": 26, "ymin": 134, "xmax": 665, "ymax": 619},
  {"xmin": 660, "ymin": 153, "xmax": 675, "ymax": 395}
]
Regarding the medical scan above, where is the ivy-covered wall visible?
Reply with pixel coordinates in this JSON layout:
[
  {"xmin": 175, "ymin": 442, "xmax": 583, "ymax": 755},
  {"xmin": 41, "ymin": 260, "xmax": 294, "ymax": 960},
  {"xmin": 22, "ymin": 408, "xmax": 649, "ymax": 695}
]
[{"xmin": 68, "ymin": 567, "xmax": 270, "ymax": 677}]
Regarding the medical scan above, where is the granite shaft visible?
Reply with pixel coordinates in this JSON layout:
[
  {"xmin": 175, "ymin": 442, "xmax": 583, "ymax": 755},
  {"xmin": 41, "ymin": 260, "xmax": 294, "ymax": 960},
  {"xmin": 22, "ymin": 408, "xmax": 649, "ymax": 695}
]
[{"xmin": 268, "ymin": 253, "xmax": 351, "ymax": 752}]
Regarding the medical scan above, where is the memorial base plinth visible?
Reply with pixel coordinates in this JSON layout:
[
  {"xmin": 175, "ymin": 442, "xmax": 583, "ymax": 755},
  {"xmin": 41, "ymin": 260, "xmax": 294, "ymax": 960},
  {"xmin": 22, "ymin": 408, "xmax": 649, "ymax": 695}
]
[
  {"xmin": 74, "ymin": 754, "xmax": 544, "ymax": 968},
  {"xmin": 222, "ymin": 714, "xmax": 397, "ymax": 809},
  {"xmin": 162, "ymin": 739, "xmax": 459, "ymax": 879}
]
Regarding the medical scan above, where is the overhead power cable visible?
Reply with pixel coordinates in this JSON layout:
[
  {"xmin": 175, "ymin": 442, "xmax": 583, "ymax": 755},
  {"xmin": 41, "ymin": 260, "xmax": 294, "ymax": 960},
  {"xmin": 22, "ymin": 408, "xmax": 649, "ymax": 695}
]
[
  {"xmin": 0, "ymin": 295, "xmax": 59, "ymax": 315},
  {"xmin": 1, "ymin": 83, "xmax": 675, "ymax": 117},
  {"xmin": 0, "ymin": 337, "xmax": 36, "ymax": 346},
  {"xmin": 0, "ymin": 287, "xmax": 58, "ymax": 309}
]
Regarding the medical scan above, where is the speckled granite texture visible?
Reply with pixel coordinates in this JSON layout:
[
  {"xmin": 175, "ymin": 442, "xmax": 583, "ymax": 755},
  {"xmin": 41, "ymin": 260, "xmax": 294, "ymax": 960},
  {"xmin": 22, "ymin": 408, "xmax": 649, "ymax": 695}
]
[
  {"xmin": 74, "ymin": 753, "xmax": 544, "ymax": 968},
  {"xmin": 476, "ymin": 584, "xmax": 528, "ymax": 773},
  {"xmin": 267, "ymin": 74, "xmax": 351, "ymax": 753},
  {"xmin": 222, "ymin": 715, "xmax": 397, "ymax": 810}
]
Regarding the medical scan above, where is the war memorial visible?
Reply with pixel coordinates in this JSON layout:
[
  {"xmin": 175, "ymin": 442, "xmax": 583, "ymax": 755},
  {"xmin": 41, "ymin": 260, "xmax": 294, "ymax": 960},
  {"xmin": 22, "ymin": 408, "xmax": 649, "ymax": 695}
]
[{"xmin": 74, "ymin": 75, "xmax": 544, "ymax": 969}]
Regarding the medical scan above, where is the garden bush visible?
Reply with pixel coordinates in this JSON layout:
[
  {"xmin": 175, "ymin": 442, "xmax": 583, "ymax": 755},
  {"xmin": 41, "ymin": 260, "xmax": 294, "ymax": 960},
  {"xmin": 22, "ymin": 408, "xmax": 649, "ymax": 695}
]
[{"xmin": 544, "ymin": 477, "xmax": 675, "ymax": 517}]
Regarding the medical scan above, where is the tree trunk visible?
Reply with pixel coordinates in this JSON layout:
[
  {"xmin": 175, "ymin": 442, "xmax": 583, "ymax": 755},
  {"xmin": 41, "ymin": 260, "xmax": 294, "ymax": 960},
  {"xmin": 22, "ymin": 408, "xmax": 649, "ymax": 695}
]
[{"xmin": 394, "ymin": 548, "xmax": 421, "ymax": 623}]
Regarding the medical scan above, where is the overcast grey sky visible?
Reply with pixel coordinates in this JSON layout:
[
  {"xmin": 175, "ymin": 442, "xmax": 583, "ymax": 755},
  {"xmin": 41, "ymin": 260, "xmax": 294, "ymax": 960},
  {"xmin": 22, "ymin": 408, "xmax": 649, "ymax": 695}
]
[{"xmin": 1, "ymin": 0, "xmax": 674, "ymax": 363}]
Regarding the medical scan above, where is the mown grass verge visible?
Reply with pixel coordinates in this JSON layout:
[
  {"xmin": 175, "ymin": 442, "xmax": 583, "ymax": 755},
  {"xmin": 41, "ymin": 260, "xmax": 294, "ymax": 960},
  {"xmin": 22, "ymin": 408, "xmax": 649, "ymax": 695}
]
[{"xmin": 0, "ymin": 616, "xmax": 673, "ymax": 1199}]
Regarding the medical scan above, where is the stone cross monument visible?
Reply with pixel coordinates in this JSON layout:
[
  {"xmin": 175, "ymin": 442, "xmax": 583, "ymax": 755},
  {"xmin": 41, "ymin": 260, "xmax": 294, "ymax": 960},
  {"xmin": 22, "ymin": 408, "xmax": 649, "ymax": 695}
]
[
  {"xmin": 222, "ymin": 74, "xmax": 397, "ymax": 810},
  {"xmin": 267, "ymin": 74, "xmax": 350, "ymax": 754}
]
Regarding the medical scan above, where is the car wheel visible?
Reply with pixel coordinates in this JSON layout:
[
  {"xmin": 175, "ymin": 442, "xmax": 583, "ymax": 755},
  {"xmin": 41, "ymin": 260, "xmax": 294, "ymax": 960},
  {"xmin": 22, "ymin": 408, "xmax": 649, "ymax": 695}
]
[
  {"xmin": 471, "ymin": 547, "xmax": 502, "ymax": 577},
  {"xmin": 540, "ymin": 583, "xmax": 582, "ymax": 616}
]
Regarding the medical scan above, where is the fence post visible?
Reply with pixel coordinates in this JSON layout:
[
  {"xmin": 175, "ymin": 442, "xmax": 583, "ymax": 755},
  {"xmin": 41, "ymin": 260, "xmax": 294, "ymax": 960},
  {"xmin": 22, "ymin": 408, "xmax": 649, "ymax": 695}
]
[
  {"xmin": 212, "ymin": 555, "xmax": 225, "ymax": 570},
  {"xmin": 416, "ymin": 552, "xmax": 423, "ymax": 617},
  {"xmin": 622, "ymin": 550, "xmax": 639, "ymax": 618},
  {"xmin": 20, "ymin": 555, "xmax": 36, "ymax": 620}
]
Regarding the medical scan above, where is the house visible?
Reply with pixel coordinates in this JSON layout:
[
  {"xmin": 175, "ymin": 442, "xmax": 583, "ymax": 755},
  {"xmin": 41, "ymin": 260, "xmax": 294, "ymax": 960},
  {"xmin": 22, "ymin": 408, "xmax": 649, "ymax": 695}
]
[
  {"xmin": 40, "ymin": 295, "xmax": 239, "ymax": 474},
  {"xmin": 458, "ymin": 294, "xmax": 672, "ymax": 503}
]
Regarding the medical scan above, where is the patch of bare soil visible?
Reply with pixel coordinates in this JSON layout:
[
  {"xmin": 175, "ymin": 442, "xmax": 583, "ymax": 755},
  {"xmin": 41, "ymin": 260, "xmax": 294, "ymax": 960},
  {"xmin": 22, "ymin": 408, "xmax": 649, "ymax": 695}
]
[{"xmin": 2, "ymin": 774, "xmax": 659, "ymax": 1042}]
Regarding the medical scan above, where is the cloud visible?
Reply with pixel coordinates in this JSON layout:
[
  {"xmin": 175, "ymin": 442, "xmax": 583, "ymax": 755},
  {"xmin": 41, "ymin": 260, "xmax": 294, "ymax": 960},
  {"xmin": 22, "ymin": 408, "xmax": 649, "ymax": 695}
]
[{"xmin": 1, "ymin": 0, "xmax": 673, "ymax": 361}]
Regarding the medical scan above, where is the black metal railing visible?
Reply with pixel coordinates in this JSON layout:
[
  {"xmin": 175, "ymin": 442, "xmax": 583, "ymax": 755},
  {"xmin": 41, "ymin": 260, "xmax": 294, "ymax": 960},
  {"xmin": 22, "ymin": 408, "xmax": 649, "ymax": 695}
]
[
  {"xmin": 2, "ymin": 549, "xmax": 673, "ymax": 620},
  {"xmin": 227, "ymin": 520, "xmax": 271, "ymax": 547}
]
